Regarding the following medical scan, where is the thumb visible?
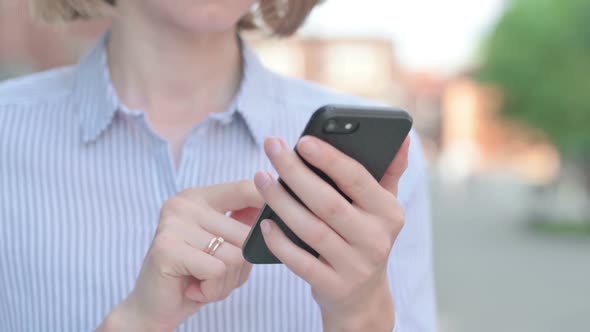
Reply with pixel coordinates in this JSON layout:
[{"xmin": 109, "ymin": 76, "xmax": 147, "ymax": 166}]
[
  {"xmin": 380, "ymin": 136, "xmax": 411, "ymax": 197},
  {"xmin": 185, "ymin": 280, "xmax": 207, "ymax": 303}
]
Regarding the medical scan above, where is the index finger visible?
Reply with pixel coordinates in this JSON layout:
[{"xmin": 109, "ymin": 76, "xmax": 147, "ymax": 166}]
[
  {"xmin": 180, "ymin": 180, "xmax": 265, "ymax": 213},
  {"xmin": 296, "ymin": 135, "xmax": 394, "ymax": 213},
  {"xmin": 379, "ymin": 136, "xmax": 410, "ymax": 196}
]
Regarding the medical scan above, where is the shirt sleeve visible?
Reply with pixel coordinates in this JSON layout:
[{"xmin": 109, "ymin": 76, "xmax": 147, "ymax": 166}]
[{"xmin": 388, "ymin": 130, "xmax": 438, "ymax": 332}]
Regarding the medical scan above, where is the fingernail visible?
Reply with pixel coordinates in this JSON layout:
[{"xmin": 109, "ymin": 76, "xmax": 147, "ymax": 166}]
[
  {"xmin": 254, "ymin": 171, "xmax": 272, "ymax": 189},
  {"xmin": 265, "ymin": 137, "xmax": 283, "ymax": 157},
  {"xmin": 261, "ymin": 219, "xmax": 272, "ymax": 235},
  {"xmin": 298, "ymin": 136, "xmax": 319, "ymax": 158}
]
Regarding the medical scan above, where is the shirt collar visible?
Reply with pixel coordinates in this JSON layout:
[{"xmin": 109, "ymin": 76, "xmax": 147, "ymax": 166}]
[
  {"xmin": 76, "ymin": 32, "xmax": 277, "ymax": 146},
  {"xmin": 76, "ymin": 33, "xmax": 119, "ymax": 143},
  {"xmin": 235, "ymin": 41, "xmax": 278, "ymax": 146}
]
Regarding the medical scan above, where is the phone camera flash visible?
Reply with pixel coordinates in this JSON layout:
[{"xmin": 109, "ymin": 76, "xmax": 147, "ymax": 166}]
[{"xmin": 345, "ymin": 123, "xmax": 353, "ymax": 130}]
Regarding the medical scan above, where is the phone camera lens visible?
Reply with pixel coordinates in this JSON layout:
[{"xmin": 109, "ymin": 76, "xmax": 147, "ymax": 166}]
[{"xmin": 324, "ymin": 119, "xmax": 338, "ymax": 132}]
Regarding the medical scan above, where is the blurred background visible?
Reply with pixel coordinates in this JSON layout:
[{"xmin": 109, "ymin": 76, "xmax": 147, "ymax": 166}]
[{"xmin": 1, "ymin": 0, "xmax": 589, "ymax": 331}]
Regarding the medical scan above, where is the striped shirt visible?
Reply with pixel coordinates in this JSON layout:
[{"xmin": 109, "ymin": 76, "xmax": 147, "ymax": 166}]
[{"xmin": 0, "ymin": 34, "xmax": 437, "ymax": 332}]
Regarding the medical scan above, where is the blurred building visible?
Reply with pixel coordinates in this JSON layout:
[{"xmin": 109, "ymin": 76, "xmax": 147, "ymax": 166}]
[
  {"xmin": 250, "ymin": 36, "xmax": 407, "ymax": 105},
  {"xmin": 404, "ymin": 73, "xmax": 447, "ymax": 162},
  {"xmin": 0, "ymin": 0, "xmax": 560, "ymax": 185},
  {"xmin": 250, "ymin": 36, "xmax": 450, "ymax": 163},
  {"xmin": 403, "ymin": 67, "xmax": 560, "ymax": 184}
]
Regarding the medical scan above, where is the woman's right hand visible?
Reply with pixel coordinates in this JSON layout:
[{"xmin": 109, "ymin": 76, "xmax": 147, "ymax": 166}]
[{"xmin": 98, "ymin": 181, "xmax": 264, "ymax": 332}]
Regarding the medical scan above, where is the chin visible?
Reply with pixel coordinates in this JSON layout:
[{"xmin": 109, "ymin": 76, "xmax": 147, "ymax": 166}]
[
  {"xmin": 147, "ymin": 0, "xmax": 255, "ymax": 35},
  {"xmin": 181, "ymin": 14, "xmax": 240, "ymax": 34}
]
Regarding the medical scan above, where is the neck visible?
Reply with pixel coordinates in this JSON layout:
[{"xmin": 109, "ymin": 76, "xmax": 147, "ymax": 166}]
[{"xmin": 106, "ymin": 9, "xmax": 243, "ymax": 135}]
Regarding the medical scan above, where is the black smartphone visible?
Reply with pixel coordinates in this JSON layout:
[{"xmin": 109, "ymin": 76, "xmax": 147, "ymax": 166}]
[{"xmin": 242, "ymin": 105, "xmax": 413, "ymax": 264}]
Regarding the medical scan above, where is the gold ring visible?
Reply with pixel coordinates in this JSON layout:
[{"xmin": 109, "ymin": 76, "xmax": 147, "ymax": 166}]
[{"xmin": 204, "ymin": 236, "xmax": 225, "ymax": 256}]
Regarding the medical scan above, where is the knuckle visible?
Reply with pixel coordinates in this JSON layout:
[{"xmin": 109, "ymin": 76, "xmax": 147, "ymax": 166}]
[
  {"xmin": 388, "ymin": 207, "xmax": 406, "ymax": 232},
  {"xmin": 176, "ymin": 188, "xmax": 192, "ymax": 199},
  {"xmin": 352, "ymin": 262, "xmax": 374, "ymax": 282},
  {"xmin": 320, "ymin": 200, "xmax": 348, "ymax": 220},
  {"xmin": 338, "ymin": 282, "xmax": 356, "ymax": 299},
  {"xmin": 321, "ymin": 204, "xmax": 339, "ymax": 220},
  {"xmin": 237, "ymin": 266, "xmax": 252, "ymax": 287},
  {"xmin": 156, "ymin": 217, "xmax": 175, "ymax": 234},
  {"xmin": 372, "ymin": 236, "xmax": 393, "ymax": 261},
  {"xmin": 189, "ymin": 206, "xmax": 207, "ymax": 225},
  {"xmin": 237, "ymin": 180, "xmax": 255, "ymax": 195},
  {"xmin": 236, "ymin": 180, "xmax": 260, "ymax": 204},
  {"xmin": 227, "ymin": 247, "xmax": 245, "ymax": 267},
  {"xmin": 150, "ymin": 234, "xmax": 176, "ymax": 266},
  {"xmin": 307, "ymin": 223, "xmax": 332, "ymax": 246},
  {"xmin": 178, "ymin": 187, "xmax": 202, "ymax": 199},
  {"xmin": 383, "ymin": 199, "xmax": 405, "ymax": 229},
  {"xmin": 237, "ymin": 276, "xmax": 248, "ymax": 288},
  {"xmin": 345, "ymin": 171, "xmax": 369, "ymax": 196},
  {"xmin": 161, "ymin": 196, "xmax": 188, "ymax": 216},
  {"xmin": 178, "ymin": 188, "xmax": 208, "ymax": 206},
  {"xmin": 211, "ymin": 260, "xmax": 228, "ymax": 279},
  {"xmin": 401, "ymin": 155, "xmax": 409, "ymax": 171},
  {"xmin": 396, "ymin": 210, "xmax": 406, "ymax": 230},
  {"xmin": 373, "ymin": 242, "xmax": 392, "ymax": 262},
  {"xmin": 366, "ymin": 227, "xmax": 393, "ymax": 262}
]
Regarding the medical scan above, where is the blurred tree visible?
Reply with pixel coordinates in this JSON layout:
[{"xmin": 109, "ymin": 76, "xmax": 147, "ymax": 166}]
[{"xmin": 479, "ymin": 0, "xmax": 590, "ymax": 193}]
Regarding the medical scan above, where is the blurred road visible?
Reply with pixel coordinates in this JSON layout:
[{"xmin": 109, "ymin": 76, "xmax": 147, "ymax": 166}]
[{"xmin": 431, "ymin": 174, "xmax": 590, "ymax": 332}]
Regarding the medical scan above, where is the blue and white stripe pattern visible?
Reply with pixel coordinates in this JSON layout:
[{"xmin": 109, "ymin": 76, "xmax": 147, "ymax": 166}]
[{"xmin": 0, "ymin": 34, "xmax": 437, "ymax": 331}]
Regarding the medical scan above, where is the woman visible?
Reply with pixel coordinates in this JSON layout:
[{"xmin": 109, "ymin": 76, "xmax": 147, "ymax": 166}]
[{"xmin": 0, "ymin": 0, "xmax": 436, "ymax": 331}]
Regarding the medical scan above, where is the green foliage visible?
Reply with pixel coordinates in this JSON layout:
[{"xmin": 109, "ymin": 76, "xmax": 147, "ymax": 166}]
[
  {"xmin": 531, "ymin": 220, "xmax": 590, "ymax": 237},
  {"xmin": 479, "ymin": 0, "xmax": 590, "ymax": 156}
]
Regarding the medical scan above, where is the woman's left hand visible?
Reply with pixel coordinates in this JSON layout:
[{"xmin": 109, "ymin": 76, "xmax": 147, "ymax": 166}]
[{"xmin": 254, "ymin": 135, "xmax": 410, "ymax": 332}]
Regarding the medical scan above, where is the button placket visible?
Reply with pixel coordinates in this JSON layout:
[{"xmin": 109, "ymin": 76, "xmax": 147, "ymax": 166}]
[
  {"xmin": 176, "ymin": 114, "xmax": 236, "ymax": 191},
  {"xmin": 129, "ymin": 113, "xmax": 178, "ymax": 196},
  {"xmin": 175, "ymin": 118, "xmax": 213, "ymax": 191}
]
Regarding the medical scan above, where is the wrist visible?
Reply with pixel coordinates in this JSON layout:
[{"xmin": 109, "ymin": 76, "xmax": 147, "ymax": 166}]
[
  {"xmin": 322, "ymin": 309, "xmax": 395, "ymax": 332},
  {"xmin": 98, "ymin": 297, "xmax": 170, "ymax": 332},
  {"xmin": 321, "ymin": 282, "xmax": 395, "ymax": 332}
]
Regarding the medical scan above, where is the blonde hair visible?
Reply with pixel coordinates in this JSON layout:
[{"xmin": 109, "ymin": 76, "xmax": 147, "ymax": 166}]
[{"xmin": 30, "ymin": 0, "xmax": 321, "ymax": 36}]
